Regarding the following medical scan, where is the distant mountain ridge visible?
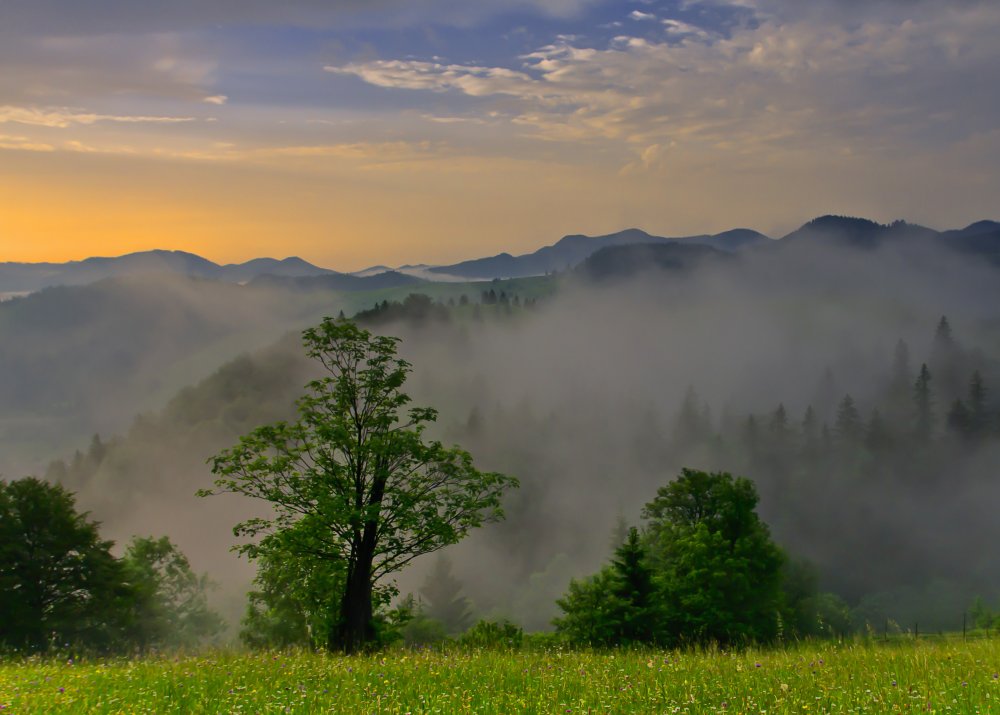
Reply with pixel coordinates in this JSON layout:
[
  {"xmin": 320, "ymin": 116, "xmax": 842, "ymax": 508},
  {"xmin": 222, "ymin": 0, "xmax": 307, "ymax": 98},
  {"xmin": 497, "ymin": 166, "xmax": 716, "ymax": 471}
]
[
  {"xmin": 426, "ymin": 227, "xmax": 771, "ymax": 280},
  {"xmin": 249, "ymin": 270, "xmax": 424, "ymax": 292},
  {"xmin": 775, "ymin": 215, "xmax": 1000, "ymax": 264},
  {"xmin": 0, "ymin": 250, "xmax": 335, "ymax": 293},
  {"xmin": 2, "ymin": 216, "xmax": 997, "ymax": 291},
  {"xmin": 574, "ymin": 241, "xmax": 733, "ymax": 281}
]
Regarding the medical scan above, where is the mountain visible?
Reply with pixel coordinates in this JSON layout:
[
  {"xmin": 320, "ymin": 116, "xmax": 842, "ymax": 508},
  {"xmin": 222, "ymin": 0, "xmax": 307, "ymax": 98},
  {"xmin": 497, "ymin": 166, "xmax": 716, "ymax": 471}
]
[
  {"xmin": 351, "ymin": 265, "xmax": 395, "ymax": 278},
  {"xmin": 688, "ymin": 228, "xmax": 771, "ymax": 252},
  {"xmin": 0, "ymin": 250, "xmax": 334, "ymax": 293},
  {"xmin": 218, "ymin": 257, "xmax": 332, "ymax": 283},
  {"xmin": 0, "ymin": 272, "xmax": 387, "ymax": 476},
  {"xmin": 249, "ymin": 270, "xmax": 424, "ymax": 292},
  {"xmin": 428, "ymin": 227, "xmax": 769, "ymax": 280},
  {"xmin": 940, "ymin": 221, "xmax": 1000, "ymax": 264},
  {"xmin": 574, "ymin": 242, "xmax": 732, "ymax": 282},
  {"xmin": 775, "ymin": 215, "xmax": 1000, "ymax": 265},
  {"xmin": 779, "ymin": 215, "xmax": 891, "ymax": 249}
]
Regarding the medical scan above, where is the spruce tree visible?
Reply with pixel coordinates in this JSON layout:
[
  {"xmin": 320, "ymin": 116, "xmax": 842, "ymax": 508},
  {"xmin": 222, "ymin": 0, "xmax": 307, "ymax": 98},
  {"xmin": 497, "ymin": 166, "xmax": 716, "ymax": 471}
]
[
  {"xmin": 609, "ymin": 527, "xmax": 656, "ymax": 644},
  {"xmin": 887, "ymin": 339, "xmax": 913, "ymax": 424},
  {"xmin": 769, "ymin": 403, "xmax": 790, "ymax": 440},
  {"xmin": 673, "ymin": 386, "xmax": 708, "ymax": 449},
  {"xmin": 834, "ymin": 395, "xmax": 863, "ymax": 446},
  {"xmin": 946, "ymin": 399, "xmax": 971, "ymax": 439},
  {"xmin": 914, "ymin": 363, "xmax": 934, "ymax": 441},
  {"xmin": 865, "ymin": 409, "xmax": 892, "ymax": 454},
  {"xmin": 800, "ymin": 405, "xmax": 819, "ymax": 458},
  {"xmin": 968, "ymin": 371, "xmax": 988, "ymax": 438},
  {"xmin": 930, "ymin": 316, "xmax": 963, "ymax": 402},
  {"xmin": 419, "ymin": 555, "xmax": 474, "ymax": 636}
]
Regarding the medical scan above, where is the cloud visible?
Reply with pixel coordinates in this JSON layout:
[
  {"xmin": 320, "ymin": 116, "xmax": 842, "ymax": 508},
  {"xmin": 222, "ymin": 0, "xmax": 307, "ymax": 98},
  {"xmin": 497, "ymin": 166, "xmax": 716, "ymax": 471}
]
[
  {"xmin": 326, "ymin": 61, "xmax": 536, "ymax": 98},
  {"xmin": 0, "ymin": 105, "xmax": 199, "ymax": 128},
  {"xmin": 0, "ymin": 133, "xmax": 55, "ymax": 152},
  {"xmin": 203, "ymin": 95, "xmax": 228, "ymax": 106},
  {"xmin": 253, "ymin": 140, "xmax": 437, "ymax": 163},
  {"xmin": 0, "ymin": 33, "xmax": 220, "ymax": 106},
  {"xmin": 0, "ymin": 0, "xmax": 602, "ymax": 37},
  {"xmin": 329, "ymin": 2, "xmax": 1000, "ymax": 162},
  {"xmin": 629, "ymin": 11, "xmax": 656, "ymax": 21},
  {"xmin": 661, "ymin": 19, "xmax": 712, "ymax": 39}
]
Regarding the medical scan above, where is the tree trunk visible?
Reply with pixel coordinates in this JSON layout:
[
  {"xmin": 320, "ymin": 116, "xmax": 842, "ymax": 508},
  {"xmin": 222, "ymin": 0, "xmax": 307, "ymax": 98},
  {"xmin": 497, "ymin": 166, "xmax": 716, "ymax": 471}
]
[
  {"xmin": 331, "ymin": 471, "xmax": 387, "ymax": 654},
  {"xmin": 331, "ymin": 539, "xmax": 377, "ymax": 654}
]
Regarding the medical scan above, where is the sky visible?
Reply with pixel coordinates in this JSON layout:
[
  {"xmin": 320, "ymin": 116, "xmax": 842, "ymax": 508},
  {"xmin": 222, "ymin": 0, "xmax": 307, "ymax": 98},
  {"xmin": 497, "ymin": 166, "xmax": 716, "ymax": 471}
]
[{"xmin": 1, "ymin": 0, "xmax": 998, "ymax": 270}]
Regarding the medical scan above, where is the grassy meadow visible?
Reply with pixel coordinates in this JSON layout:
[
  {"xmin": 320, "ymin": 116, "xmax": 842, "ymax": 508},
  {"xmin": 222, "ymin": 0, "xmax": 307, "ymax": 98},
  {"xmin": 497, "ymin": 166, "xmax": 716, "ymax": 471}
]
[{"xmin": 2, "ymin": 639, "xmax": 999, "ymax": 714}]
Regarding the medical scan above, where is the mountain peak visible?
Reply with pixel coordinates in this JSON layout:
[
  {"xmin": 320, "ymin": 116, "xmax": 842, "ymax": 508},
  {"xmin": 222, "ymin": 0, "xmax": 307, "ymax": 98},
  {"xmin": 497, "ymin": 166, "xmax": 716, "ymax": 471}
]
[
  {"xmin": 961, "ymin": 220, "xmax": 1000, "ymax": 235},
  {"xmin": 799, "ymin": 215, "xmax": 884, "ymax": 232}
]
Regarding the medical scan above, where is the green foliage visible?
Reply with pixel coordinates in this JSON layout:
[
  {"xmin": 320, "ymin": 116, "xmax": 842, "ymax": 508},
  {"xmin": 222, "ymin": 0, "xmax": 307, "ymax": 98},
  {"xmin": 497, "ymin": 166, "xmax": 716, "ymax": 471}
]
[
  {"xmin": 352, "ymin": 293, "xmax": 450, "ymax": 326},
  {"xmin": 608, "ymin": 528, "xmax": 657, "ymax": 644},
  {"xmin": 204, "ymin": 318, "xmax": 517, "ymax": 653},
  {"xmin": 805, "ymin": 592, "xmax": 855, "ymax": 638},
  {"xmin": 397, "ymin": 595, "xmax": 448, "ymax": 648},
  {"xmin": 553, "ymin": 568, "xmax": 624, "ymax": 647},
  {"xmin": 554, "ymin": 528, "xmax": 659, "ymax": 647},
  {"xmin": 459, "ymin": 619, "xmax": 524, "ymax": 649},
  {"xmin": 645, "ymin": 470, "xmax": 786, "ymax": 647},
  {"xmin": 239, "ymin": 526, "xmax": 346, "ymax": 651},
  {"xmin": 969, "ymin": 597, "xmax": 997, "ymax": 630},
  {"xmin": 557, "ymin": 470, "xmax": 788, "ymax": 649},
  {"xmin": 401, "ymin": 614, "xmax": 449, "ymax": 648},
  {"xmin": 0, "ymin": 477, "xmax": 227, "ymax": 655},
  {"xmin": 122, "ymin": 536, "xmax": 225, "ymax": 652},
  {"xmin": 0, "ymin": 477, "xmax": 133, "ymax": 653}
]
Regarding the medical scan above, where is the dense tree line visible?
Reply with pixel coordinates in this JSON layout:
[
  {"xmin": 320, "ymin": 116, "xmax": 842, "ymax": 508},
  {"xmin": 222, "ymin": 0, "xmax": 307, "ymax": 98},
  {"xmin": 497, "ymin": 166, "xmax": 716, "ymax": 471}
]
[
  {"xmin": 553, "ymin": 470, "xmax": 848, "ymax": 648},
  {"xmin": 0, "ymin": 478, "xmax": 222, "ymax": 654},
  {"xmin": 34, "ymin": 308, "xmax": 1000, "ymax": 646}
]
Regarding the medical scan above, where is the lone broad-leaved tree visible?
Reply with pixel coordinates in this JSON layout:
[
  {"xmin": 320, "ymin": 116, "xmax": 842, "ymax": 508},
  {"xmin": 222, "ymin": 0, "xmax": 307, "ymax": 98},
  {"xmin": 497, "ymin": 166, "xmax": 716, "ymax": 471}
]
[{"xmin": 202, "ymin": 318, "xmax": 517, "ymax": 653}]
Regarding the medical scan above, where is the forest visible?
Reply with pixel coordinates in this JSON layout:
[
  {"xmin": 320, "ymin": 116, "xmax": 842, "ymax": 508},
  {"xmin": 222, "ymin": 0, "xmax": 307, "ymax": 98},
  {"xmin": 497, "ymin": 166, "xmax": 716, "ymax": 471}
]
[{"xmin": 5, "ymin": 261, "xmax": 999, "ymax": 653}]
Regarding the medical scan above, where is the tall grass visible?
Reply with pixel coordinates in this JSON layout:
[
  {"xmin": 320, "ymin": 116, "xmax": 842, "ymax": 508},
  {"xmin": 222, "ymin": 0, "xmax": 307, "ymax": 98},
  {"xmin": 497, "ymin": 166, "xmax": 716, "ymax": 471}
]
[{"xmin": 1, "ymin": 639, "xmax": 998, "ymax": 713}]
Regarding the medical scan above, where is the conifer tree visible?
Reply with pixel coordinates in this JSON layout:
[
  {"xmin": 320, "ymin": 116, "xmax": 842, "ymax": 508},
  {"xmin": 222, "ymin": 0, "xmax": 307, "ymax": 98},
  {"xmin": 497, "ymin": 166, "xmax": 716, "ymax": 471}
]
[
  {"xmin": 609, "ymin": 528, "xmax": 656, "ymax": 644},
  {"xmin": 419, "ymin": 555, "xmax": 474, "ymax": 635},
  {"xmin": 673, "ymin": 386, "xmax": 709, "ymax": 449},
  {"xmin": 930, "ymin": 316, "xmax": 963, "ymax": 402},
  {"xmin": 946, "ymin": 399, "xmax": 971, "ymax": 438},
  {"xmin": 834, "ymin": 395, "xmax": 863, "ymax": 446},
  {"xmin": 914, "ymin": 363, "xmax": 934, "ymax": 441},
  {"xmin": 968, "ymin": 371, "xmax": 988, "ymax": 438},
  {"xmin": 887, "ymin": 339, "xmax": 914, "ymax": 423},
  {"xmin": 769, "ymin": 403, "xmax": 790, "ymax": 440},
  {"xmin": 800, "ymin": 405, "xmax": 819, "ymax": 459},
  {"xmin": 865, "ymin": 409, "xmax": 892, "ymax": 454}
]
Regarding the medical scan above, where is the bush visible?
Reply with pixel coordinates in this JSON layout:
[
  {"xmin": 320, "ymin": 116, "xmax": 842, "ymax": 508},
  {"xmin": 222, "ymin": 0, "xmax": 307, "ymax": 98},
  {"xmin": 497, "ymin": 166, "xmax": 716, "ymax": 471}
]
[
  {"xmin": 402, "ymin": 614, "xmax": 448, "ymax": 648},
  {"xmin": 459, "ymin": 620, "xmax": 524, "ymax": 649}
]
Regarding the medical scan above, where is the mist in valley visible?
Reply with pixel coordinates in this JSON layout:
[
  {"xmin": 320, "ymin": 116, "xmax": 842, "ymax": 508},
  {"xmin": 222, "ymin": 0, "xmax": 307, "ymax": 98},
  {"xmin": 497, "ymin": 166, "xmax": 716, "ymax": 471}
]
[{"xmin": 30, "ymin": 228, "xmax": 1000, "ymax": 635}]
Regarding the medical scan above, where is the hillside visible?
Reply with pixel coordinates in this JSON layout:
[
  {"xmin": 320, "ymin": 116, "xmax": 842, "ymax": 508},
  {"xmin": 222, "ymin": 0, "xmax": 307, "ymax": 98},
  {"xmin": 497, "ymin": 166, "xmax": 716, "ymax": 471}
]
[
  {"xmin": 428, "ymin": 227, "xmax": 768, "ymax": 280},
  {"xmin": 39, "ymin": 222, "xmax": 1000, "ymax": 630},
  {"xmin": 0, "ymin": 250, "xmax": 335, "ymax": 293}
]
